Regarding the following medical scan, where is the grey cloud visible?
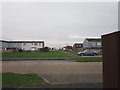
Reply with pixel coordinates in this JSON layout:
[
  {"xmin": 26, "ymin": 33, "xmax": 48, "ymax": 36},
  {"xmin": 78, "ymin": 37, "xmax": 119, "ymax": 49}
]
[{"xmin": 2, "ymin": 2, "xmax": 118, "ymax": 48}]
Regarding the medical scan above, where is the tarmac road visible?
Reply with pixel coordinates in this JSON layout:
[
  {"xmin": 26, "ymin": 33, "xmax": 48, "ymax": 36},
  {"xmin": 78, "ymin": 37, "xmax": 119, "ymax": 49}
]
[{"xmin": 2, "ymin": 60, "xmax": 103, "ymax": 84}]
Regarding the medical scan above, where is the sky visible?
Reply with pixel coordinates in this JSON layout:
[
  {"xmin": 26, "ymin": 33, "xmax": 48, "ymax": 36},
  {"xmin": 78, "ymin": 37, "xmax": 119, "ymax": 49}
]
[{"xmin": 0, "ymin": 0, "xmax": 118, "ymax": 49}]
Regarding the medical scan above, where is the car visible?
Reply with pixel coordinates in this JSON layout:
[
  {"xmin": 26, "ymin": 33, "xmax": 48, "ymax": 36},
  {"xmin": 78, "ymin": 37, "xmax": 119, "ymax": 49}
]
[{"xmin": 77, "ymin": 49, "xmax": 99, "ymax": 56}]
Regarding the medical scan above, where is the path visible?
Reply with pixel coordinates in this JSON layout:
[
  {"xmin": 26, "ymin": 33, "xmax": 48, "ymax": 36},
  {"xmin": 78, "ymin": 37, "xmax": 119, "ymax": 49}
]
[
  {"xmin": 62, "ymin": 51, "xmax": 79, "ymax": 57},
  {"xmin": 2, "ymin": 60, "xmax": 103, "ymax": 84}
]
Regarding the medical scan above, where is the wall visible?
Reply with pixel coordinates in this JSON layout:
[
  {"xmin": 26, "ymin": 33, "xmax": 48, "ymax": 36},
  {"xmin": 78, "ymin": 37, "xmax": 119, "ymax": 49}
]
[
  {"xmin": 89, "ymin": 42, "xmax": 101, "ymax": 47},
  {"xmin": 0, "ymin": 42, "xmax": 9, "ymax": 48},
  {"xmin": 2, "ymin": 49, "xmax": 15, "ymax": 53},
  {"xmin": 9, "ymin": 43, "xmax": 21, "ymax": 48},
  {"xmin": 21, "ymin": 43, "xmax": 44, "ymax": 50},
  {"xmin": 83, "ymin": 39, "xmax": 89, "ymax": 47},
  {"xmin": 83, "ymin": 39, "xmax": 101, "ymax": 48},
  {"xmin": 0, "ymin": 42, "xmax": 21, "ymax": 49},
  {"xmin": 0, "ymin": 41, "xmax": 44, "ymax": 51},
  {"xmin": 0, "ymin": 42, "xmax": 2, "ymax": 48}
]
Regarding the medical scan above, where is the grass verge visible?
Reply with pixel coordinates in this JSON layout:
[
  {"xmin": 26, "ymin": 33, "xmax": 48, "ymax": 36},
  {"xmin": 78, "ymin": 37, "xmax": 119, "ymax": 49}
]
[
  {"xmin": 69, "ymin": 57, "xmax": 102, "ymax": 62},
  {"xmin": 2, "ymin": 51, "xmax": 69, "ymax": 57},
  {"xmin": 66, "ymin": 51, "xmax": 79, "ymax": 55},
  {"xmin": 2, "ymin": 72, "xmax": 49, "ymax": 87}
]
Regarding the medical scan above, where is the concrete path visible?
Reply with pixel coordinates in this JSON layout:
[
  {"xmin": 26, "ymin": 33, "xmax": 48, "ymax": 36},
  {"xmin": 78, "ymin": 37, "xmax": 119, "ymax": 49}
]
[
  {"xmin": 2, "ymin": 83, "xmax": 103, "ymax": 89},
  {"xmin": 62, "ymin": 51, "xmax": 78, "ymax": 57},
  {"xmin": 29, "ymin": 82, "xmax": 103, "ymax": 88},
  {"xmin": 2, "ymin": 60, "xmax": 103, "ymax": 84}
]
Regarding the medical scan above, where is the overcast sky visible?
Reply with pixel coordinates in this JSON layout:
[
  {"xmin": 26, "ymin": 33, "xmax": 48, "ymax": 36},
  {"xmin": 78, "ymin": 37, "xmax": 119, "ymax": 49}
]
[{"xmin": 0, "ymin": 1, "xmax": 118, "ymax": 48}]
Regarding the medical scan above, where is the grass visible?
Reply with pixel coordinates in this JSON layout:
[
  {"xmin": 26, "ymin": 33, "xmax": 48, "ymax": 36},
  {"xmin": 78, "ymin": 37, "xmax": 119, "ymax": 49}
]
[
  {"xmin": 69, "ymin": 57, "xmax": 102, "ymax": 62},
  {"xmin": 99, "ymin": 52, "xmax": 102, "ymax": 55},
  {"xmin": 2, "ymin": 72, "xmax": 49, "ymax": 87},
  {"xmin": 66, "ymin": 51, "xmax": 79, "ymax": 55},
  {"xmin": 2, "ymin": 51, "xmax": 69, "ymax": 57}
]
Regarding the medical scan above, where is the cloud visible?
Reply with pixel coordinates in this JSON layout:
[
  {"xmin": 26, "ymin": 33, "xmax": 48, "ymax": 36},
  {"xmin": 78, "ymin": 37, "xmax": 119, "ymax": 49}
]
[
  {"xmin": 1, "ymin": 2, "xmax": 118, "ymax": 48},
  {"xmin": 69, "ymin": 35, "xmax": 84, "ymax": 39}
]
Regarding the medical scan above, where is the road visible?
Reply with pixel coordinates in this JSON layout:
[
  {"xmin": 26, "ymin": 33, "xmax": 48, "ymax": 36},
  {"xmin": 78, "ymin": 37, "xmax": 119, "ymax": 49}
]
[{"xmin": 2, "ymin": 60, "xmax": 103, "ymax": 84}]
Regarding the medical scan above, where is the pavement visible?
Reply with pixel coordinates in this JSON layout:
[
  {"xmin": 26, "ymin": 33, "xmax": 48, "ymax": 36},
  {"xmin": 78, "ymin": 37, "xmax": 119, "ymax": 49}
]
[
  {"xmin": 2, "ymin": 57, "xmax": 76, "ymax": 61},
  {"xmin": 2, "ymin": 82, "xmax": 103, "ymax": 89},
  {"xmin": 2, "ymin": 60, "xmax": 103, "ymax": 85},
  {"xmin": 28, "ymin": 82, "xmax": 103, "ymax": 88},
  {"xmin": 62, "ymin": 51, "xmax": 79, "ymax": 57},
  {"xmin": 2, "ymin": 55, "xmax": 102, "ymax": 61}
]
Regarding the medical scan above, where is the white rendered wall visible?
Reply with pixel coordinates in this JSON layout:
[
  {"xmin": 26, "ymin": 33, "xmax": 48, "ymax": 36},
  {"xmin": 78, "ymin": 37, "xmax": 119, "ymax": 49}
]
[{"xmin": 21, "ymin": 43, "xmax": 43, "ymax": 50}]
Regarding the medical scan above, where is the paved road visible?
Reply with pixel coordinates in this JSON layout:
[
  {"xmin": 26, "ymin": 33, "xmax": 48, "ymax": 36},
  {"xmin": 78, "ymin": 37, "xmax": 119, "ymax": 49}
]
[{"xmin": 2, "ymin": 60, "xmax": 103, "ymax": 84}]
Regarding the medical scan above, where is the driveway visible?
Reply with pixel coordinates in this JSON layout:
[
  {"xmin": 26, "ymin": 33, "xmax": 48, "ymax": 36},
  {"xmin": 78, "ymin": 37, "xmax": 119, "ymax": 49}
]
[{"xmin": 2, "ymin": 60, "xmax": 103, "ymax": 84}]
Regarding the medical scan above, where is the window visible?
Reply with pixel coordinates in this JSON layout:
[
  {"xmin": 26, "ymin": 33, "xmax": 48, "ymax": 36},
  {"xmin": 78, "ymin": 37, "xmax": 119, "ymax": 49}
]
[
  {"xmin": 97, "ymin": 43, "xmax": 101, "ymax": 45},
  {"xmin": 34, "ymin": 43, "xmax": 37, "ymax": 45},
  {"xmin": 92, "ymin": 43, "xmax": 96, "ymax": 45}
]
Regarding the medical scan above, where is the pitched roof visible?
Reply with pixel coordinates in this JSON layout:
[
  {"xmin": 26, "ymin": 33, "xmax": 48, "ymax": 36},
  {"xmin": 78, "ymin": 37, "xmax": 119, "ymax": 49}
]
[
  {"xmin": 86, "ymin": 38, "xmax": 101, "ymax": 42},
  {"xmin": 63, "ymin": 46, "xmax": 72, "ymax": 48},
  {"xmin": 0, "ymin": 40, "xmax": 44, "ymax": 43}
]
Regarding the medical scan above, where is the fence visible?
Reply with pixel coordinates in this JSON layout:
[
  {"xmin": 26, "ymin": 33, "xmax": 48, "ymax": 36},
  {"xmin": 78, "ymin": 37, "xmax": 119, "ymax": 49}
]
[{"xmin": 102, "ymin": 31, "xmax": 119, "ymax": 88}]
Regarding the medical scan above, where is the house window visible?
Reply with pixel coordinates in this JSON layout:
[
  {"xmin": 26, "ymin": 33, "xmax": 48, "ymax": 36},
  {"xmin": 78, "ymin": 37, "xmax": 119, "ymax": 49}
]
[
  {"xmin": 90, "ymin": 43, "xmax": 96, "ymax": 47},
  {"xmin": 34, "ymin": 43, "xmax": 37, "ymax": 45},
  {"xmin": 92, "ymin": 43, "xmax": 96, "ymax": 45},
  {"xmin": 97, "ymin": 43, "xmax": 101, "ymax": 45}
]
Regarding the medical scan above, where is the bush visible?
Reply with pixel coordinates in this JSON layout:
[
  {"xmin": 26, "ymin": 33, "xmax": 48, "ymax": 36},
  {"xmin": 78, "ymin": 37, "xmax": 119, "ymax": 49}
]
[{"xmin": 38, "ymin": 47, "xmax": 50, "ymax": 52}]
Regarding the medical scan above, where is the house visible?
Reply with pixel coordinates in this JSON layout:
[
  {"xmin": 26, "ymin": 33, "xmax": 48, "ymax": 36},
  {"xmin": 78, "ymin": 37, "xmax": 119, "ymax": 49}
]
[
  {"xmin": 20, "ymin": 41, "xmax": 44, "ymax": 51},
  {"xmin": 62, "ymin": 46, "xmax": 73, "ymax": 51},
  {"xmin": 73, "ymin": 43, "xmax": 83, "ymax": 51},
  {"xmin": 0, "ymin": 40, "xmax": 44, "ymax": 52},
  {"xmin": 73, "ymin": 43, "xmax": 83, "ymax": 49},
  {"xmin": 83, "ymin": 38, "xmax": 102, "ymax": 49}
]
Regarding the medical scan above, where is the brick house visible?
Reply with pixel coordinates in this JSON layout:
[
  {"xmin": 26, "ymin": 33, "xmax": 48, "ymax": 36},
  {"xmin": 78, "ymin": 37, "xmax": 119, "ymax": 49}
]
[{"xmin": 62, "ymin": 46, "xmax": 73, "ymax": 51}]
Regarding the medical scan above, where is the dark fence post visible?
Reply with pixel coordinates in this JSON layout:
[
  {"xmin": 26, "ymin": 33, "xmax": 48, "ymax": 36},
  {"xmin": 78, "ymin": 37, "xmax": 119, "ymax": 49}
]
[{"xmin": 102, "ymin": 31, "xmax": 119, "ymax": 88}]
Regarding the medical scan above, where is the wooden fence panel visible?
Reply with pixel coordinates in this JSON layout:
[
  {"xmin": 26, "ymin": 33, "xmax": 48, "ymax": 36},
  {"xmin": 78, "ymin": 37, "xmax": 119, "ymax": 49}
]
[{"xmin": 102, "ymin": 31, "xmax": 119, "ymax": 88}]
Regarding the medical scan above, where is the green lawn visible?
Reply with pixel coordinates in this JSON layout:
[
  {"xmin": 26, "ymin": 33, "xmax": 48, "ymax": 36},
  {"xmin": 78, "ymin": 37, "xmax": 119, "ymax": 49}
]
[
  {"xmin": 2, "ymin": 51, "xmax": 69, "ymax": 57},
  {"xmin": 2, "ymin": 72, "xmax": 49, "ymax": 87},
  {"xmin": 69, "ymin": 57, "xmax": 102, "ymax": 62},
  {"xmin": 66, "ymin": 51, "xmax": 79, "ymax": 55}
]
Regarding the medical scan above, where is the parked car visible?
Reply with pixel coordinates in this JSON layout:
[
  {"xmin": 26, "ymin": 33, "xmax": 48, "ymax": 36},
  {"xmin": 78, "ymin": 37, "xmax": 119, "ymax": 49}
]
[{"xmin": 77, "ymin": 49, "xmax": 99, "ymax": 56}]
